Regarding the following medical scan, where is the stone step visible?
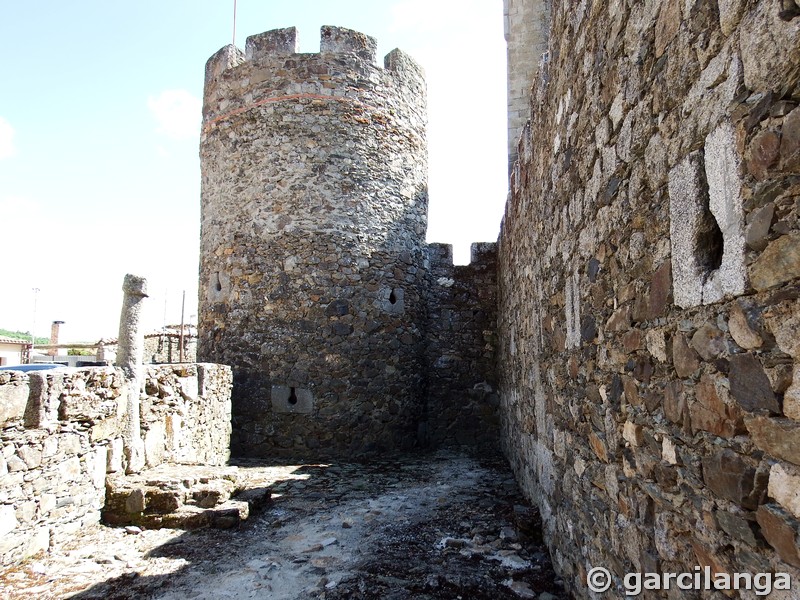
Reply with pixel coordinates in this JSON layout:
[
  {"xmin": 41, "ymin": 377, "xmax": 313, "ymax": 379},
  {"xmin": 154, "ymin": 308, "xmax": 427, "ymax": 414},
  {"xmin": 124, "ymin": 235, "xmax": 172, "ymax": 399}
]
[{"xmin": 102, "ymin": 464, "xmax": 271, "ymax": 530}]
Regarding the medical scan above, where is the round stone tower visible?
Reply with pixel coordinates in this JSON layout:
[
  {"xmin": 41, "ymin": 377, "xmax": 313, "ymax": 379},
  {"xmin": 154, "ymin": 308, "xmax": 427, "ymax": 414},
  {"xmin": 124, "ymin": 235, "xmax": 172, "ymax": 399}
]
[{"xmin": 198, "ymin": 26, "xmax": 428, "ymax": 457}]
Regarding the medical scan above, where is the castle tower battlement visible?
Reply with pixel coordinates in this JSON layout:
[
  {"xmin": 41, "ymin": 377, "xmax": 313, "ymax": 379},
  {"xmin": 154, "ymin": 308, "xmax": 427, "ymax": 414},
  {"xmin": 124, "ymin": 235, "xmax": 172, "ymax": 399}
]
[{"xmin": 198, "ymin": 26, "xmax": 429, "ymax": 457}]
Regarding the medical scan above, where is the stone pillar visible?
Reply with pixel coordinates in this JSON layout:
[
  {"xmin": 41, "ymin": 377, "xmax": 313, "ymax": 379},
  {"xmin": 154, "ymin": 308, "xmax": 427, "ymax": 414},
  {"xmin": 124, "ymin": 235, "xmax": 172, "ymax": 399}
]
[
  {"xmin": 49, "ymin": 321, "xmax": 64, "ymax": 356},
  {"xmin": 116, "ymin": 274, "xmax": 148, "ymax": 473}
]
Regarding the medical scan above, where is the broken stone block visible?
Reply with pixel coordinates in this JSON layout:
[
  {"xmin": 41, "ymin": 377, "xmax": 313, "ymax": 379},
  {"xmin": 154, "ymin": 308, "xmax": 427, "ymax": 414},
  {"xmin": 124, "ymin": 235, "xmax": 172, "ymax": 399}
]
[
  {"xmin": 782, "ymin": 106, "xmax": 800, "ymax": 170},
  {"xmin": 673, "ymin": 334, "xmax": 700, "ymax": 378},
  {"xmin": 755, "ymin": 504, "xmax": 800, "ymax": 568},
  {"xmin": 690, "ymin": 374, "xmax": 745, "ymax": 438},
  {"xmin": 728, "ymin": 353, "xmax": 780, "ymax": 413},
  {"xmin": 728, "ymin": 302, "xmax": 763, "ymax": 349},
  {"xmin": 745, "ymin": 202, "xmax": 775, "ymax": 252},
  {"xmin": 746, "ymin": 416, "xmax": 800, "ymax": 466},
  {"xmin": 746, "ymin": 129, "xmax": 781, "ymax": 180},
  {"xmin": 702, "ymin": 449, "xmax": 757, "ymax": 509},
  {"xmin": 690, "ymin": 323, "xmax": 726, "ymax": 361},
  {"xmin": 750, "ymin": 233, "xmax": 800, "ymax": 292},
  {"xmin": 0, "ymin": 382, "xmax": 29, "ymax": 426},
  {"xmin": 623, "ymin": 421, "xmax": 644, "ymax": 447},
  {"xmin": 663, "ymin": 380, "xmax": 686, "ymax": 425},
  {"xmin": 716, "ymin": 510, "xmax": 761, "ymax": 547},
  {"xmin": 765, "ymin": 300, "xmax": 800, "ymax": 358},
  {"xmin": 767, "ymin": 461, "xmax": 800, "ymax": 524}
]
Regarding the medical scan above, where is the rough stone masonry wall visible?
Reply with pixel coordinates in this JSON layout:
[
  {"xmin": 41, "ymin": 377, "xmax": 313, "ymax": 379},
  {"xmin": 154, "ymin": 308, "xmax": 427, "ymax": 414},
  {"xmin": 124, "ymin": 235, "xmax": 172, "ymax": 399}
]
[
  {"xmin": 498, "ymin": 0, "xmax": 800, "ymax": 597},
  {"xmin": 143, "ymin": 333, "xmax": 198, "ymax": 365},
  {"xmin": 0, "ymin": 364, "xmax": 231, "ymax": 565},
  {"xmin": 425, "ymin": 243, "xmax": 500, "ymax": 449},
  {"xmin": 198, "ymin": 26, "xmax": 428, "ymax": 458},
  {"xmin": 503, "ymin": 0, "xmax": 550, "ymax": 167}
]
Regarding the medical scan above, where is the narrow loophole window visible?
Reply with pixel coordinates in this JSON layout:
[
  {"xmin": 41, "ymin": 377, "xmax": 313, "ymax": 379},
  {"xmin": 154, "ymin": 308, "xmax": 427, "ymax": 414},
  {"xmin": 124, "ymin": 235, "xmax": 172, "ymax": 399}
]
[
  {"xmin": 389, "ymin": 289, "xmax": 397, "ymax": 305},
  {"xmin": 698, "ymin": 217, "xmax": 724, "ymax": 272},
  {"xmin": 288, "ymin": 387, "xmax": 298, "ymax": 405},
  {"xmin": 214, "ymin": 272, "xmax": 222, "ymax": 292}
]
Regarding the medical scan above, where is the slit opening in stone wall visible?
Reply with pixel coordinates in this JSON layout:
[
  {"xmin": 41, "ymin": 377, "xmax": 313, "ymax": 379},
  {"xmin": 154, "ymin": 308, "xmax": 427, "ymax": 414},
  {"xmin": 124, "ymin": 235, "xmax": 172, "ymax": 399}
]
[
  {"xmin": 288, "ymin": 387, "xmax": 298, "ymax": 405},
  {"xmin": 696, "ymin": 199, "xmax": 724, "ymax": 274},
  {"xmin": 214, "ymin": 272, "xmax": 222, "ymax": 292},
  {"xmin": 389, "ymin": 289, "xmax": 398, "ymax": 305}
]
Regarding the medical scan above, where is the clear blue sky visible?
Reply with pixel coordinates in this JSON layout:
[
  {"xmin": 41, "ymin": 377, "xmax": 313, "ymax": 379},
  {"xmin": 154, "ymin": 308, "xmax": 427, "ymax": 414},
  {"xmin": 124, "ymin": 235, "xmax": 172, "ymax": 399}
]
[{"xmin": 0, "ymin": 1, "xmax": 508, "ymax": 342}]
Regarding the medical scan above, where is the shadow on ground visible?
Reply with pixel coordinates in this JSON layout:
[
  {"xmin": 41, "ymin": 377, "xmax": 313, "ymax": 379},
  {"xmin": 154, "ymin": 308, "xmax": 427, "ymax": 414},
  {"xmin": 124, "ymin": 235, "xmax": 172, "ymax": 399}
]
[{"xmin": 1, "ymin": 451, "xmax": 569, "ymax": 600}]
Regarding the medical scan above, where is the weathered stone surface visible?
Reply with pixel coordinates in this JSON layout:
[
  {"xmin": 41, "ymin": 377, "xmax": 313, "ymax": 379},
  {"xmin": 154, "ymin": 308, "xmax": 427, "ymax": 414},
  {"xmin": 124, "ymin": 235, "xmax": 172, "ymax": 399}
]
[
  {"xmin": 690, "ymin": 374, "xmax": 744, "ymax": 437},
  {"xmin": 663, "ymin": 381, "xmax": 686, "ymax": 425},
  {"xmin": 765, "ymin": 300, "xmax": 800, "ymax": 358},
  {"xmin": 673, "ymin": 334, "xmax": 700, "ymax": 378},
  {"xmin": 718, "ymin": 0, "xmax": 747, "ymax": 36},
  {"xmin": 747, "ymin": 129, "xmax": 781, "ymax": 180},
  {"xmin": 0, "ymin": 381, "xmax": 29, "ymax": 425},
  {"xmin": 0, "ymin": 364, "xmax": 232, "ymax": 566},
  {"xmin": 750, "ymin": 233, "xmax": 800, "ymax": 292},
  {"xmin": 728, "ymin": 353, "xmax": 780, "ymax": 413},
  {"xmin": 782, "ymin": 107, "xmax": 800, "ymax": 170},
  {"xmin": 769, "ymin": 462, "xmax": 800, "ymax": 519},
  {"xmin": 739, "ymin": 0, "xmax": 800, "ymax": 94},
  {"xmin": 493, "ymin": 0, "xmax": 800, "ymax": 595},
  {"xmin": 745, "ymin": 202, "xmax": 775, "ymax": 252},
  {"xmin": 648, "ymin": 261, "xmax": 672, "ymax": 319},
  {"xmin": 691, "ymin": 323, "xmax": 726, "ymax": 361},
  {"xmin": 746, "ymin": 416, "xmax": 800, "ymax": 466},
  {"xmin": 716, "ymin": 510, "xmax": 761, "ymax": 547},
  {"xmin": 756, "ymin": 505, "xmax": 800, "ymax": 568},
  {"xmin": 729, "ymin": 302, "xmax": 763, "ymax": 349},
  {"xmin": 654, "ymin": 0, "xmax": 681, "ymax": 58},
  {"xmin": 783, "ymin": 363, "xmax": 800, "ymax": 421},
  {"xmin": 623, "ymin": 421, "xmax": 644, "ymax": 447},
  {"xmin": 703, "ymin": 449, "xmax": 758, "ymax": 509}
]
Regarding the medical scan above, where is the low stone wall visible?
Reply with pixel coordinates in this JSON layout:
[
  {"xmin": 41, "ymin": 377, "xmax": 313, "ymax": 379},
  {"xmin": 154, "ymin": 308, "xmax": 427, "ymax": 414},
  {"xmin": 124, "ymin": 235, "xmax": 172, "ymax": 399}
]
[
  {"xmin": 0, "ymin": 363, "xmax": 231, "ymax": 565},
  {"xmin": 499, "ymin": 0, "xmax": 800, "ymax": 597},
  {"xmin": 143, "ymin": 333, "xmax": 198, "ymax": 365},
  {"xmin": 425, "ymin": 243, "xmax": 500, "ymax": 449}
]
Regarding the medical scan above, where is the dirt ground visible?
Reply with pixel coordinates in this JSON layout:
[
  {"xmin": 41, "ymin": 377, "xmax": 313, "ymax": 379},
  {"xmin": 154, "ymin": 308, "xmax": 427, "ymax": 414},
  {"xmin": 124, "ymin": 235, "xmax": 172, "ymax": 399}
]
[{"xmin": 0, "ymin": 450, "xmax": 568, "ymax": 599}]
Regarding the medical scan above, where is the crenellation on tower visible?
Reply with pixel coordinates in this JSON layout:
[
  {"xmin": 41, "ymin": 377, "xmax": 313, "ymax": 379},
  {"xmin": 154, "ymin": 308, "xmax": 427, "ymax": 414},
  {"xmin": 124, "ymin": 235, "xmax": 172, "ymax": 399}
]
[
  {"xmin": 204, "ymin": 44, "xmax": 245, "ymax": 86},
  {"xmin": 245, "ymin": 26, "xmax": 299, "ymax": 60},
  {"xmin": 320, "ymin": 25, "xmax": 377, "ymax": 62}
]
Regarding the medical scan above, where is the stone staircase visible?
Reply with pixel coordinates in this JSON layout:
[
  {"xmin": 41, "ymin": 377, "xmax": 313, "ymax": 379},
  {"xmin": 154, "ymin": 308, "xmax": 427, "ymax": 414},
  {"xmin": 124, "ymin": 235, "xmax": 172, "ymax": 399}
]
[{"xmin": 102, "ymin": 464, "xmax": 271, "ymax": 530}]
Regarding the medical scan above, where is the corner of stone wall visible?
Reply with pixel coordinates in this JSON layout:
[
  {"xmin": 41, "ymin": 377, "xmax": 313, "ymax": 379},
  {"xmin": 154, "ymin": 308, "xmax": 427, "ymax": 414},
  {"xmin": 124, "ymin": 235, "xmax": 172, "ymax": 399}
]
[{"xmin": 425, "ymin": 240, "xmax": 500, "ymax": 450}]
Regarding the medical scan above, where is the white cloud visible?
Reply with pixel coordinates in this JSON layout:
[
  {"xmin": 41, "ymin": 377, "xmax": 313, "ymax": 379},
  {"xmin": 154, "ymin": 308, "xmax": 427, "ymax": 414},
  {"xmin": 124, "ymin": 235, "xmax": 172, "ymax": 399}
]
[
  {"xmin": 0, "ymin": 117, "xmax": 16, "ymax": 159},
  {"xmin": 147, "ymin": 90, "xmax": 202, "ymax": 141}
]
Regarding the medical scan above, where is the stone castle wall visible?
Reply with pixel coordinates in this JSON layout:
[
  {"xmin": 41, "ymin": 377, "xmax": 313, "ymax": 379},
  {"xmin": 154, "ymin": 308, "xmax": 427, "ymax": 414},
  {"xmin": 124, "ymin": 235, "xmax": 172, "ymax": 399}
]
[
  {"xmin": 198, "ymin": 26, "xmax": 431, "ymax": 457},
  {"xmin": 0, "ymin": 364, "xmax": 231, "ymax": 565},
  {"xmin": 503, "ymin": 0, "xmax": 550, "ymax": 167},
  {"xmin": 143, "ymin": 333, "xmax": 197, "ymax": 365},
  {"xmin": 499, "ymin": 0, "xmax": 800, "ymax": 596},
  {"xmin": 425, "ymin": 243, "xmax": 500, "ymax": 449}
]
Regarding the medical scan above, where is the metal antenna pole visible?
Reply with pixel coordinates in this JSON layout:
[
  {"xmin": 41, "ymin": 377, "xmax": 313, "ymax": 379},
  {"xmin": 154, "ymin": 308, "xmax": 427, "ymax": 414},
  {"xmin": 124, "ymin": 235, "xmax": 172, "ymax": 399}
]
[
  {"xmin": 179, "ymin": 290, "xmax": 186, "ymax": 363},
  {"xmin": 31, "ymin": 287, "xmax": 40, "ymax": 362},
  {"xmin": 233, "ymin": 0, "xmax": 237, "ymax": 46}
]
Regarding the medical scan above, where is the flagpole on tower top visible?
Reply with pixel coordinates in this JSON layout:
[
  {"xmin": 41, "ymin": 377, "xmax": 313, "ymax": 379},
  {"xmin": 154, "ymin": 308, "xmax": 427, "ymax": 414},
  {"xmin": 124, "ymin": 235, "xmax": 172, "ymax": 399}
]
[{"xmin": 233, "ymin": 0, "xmax": 237, "ymax": 46}]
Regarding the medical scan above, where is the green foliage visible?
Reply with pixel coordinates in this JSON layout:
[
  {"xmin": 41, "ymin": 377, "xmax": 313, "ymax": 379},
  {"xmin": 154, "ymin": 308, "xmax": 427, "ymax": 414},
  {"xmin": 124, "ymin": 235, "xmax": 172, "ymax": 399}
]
[
  {"xmin": 67, "ymin": 348, "xmax": 94, "ymax": 356},
  {"xmin": 0, "ymin": 328, "xmax": 49, "ymax": 346}
]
